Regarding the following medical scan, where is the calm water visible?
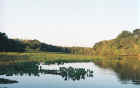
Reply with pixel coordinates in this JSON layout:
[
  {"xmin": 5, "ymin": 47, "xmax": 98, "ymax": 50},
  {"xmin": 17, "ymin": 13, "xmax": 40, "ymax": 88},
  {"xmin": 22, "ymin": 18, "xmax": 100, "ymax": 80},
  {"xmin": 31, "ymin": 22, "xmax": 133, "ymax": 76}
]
[{"xmin": 0, "ymin": 62, "xmax": 140, "ymax": 88}]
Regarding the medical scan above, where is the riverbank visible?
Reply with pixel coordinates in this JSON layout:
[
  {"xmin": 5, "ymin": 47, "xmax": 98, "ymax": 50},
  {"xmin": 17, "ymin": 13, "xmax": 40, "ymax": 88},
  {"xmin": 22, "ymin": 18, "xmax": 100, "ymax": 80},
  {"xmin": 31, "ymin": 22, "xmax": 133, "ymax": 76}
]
[
  {"xmin": 0, "ymin": 52, "xmax": 94, "ymax": 64},
  {"xmin": 1, "ymin": 52, "xmax": 140, "ymax": 65}
]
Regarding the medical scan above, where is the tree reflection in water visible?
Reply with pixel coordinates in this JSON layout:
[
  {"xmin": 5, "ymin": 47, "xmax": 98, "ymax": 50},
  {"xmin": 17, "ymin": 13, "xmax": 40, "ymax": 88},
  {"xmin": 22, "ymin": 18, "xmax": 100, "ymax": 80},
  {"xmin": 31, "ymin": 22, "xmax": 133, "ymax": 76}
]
[
  {"xmin": 0, "ymin": 62, "xmax": 94, "ymax": 84},
  {"xmin": 0, "ymin": 78, "xmax": 18, "ymax": 84},
  {"xmin": 94, "ymin": 56, "xmax": 140, "ymax": 85}
]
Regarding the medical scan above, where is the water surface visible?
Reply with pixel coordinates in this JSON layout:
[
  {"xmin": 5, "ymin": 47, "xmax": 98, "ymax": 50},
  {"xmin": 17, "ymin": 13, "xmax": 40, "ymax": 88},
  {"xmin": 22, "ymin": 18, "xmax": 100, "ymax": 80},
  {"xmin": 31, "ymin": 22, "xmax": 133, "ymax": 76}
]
[{"xmin": 0, "ymin": 62, "xmax": 140, "ymax": 88}]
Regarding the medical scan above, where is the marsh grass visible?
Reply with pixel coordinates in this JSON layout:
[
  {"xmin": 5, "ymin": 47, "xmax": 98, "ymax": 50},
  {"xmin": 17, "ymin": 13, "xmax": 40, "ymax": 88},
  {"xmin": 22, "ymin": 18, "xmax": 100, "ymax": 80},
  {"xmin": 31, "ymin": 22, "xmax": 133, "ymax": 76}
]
[{"xmin": 0, "ymin": 52, "xmax": 94, "ymax": 64}]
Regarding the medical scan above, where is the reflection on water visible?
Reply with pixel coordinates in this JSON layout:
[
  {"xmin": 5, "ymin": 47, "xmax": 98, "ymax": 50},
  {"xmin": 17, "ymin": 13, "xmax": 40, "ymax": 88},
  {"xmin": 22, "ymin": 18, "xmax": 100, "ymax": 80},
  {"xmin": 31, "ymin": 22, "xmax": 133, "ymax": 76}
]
[
  {"xmin": 0, "ymin": 62, "xmax": 40, "ymax": 77},
  {"xmin": 0, "ymin": 78, "xmax": 18, "ymax": 84},
  {"xmin": 0, "ymin": 62, "xmax": 94, "ymax": 84},
  {"xmin": 1, "ymin": 57, "xmax": 140, "ymax": 88},
  {"xmin": 94, "ymin": 56, "xmax": 140, "ymax": 85}
]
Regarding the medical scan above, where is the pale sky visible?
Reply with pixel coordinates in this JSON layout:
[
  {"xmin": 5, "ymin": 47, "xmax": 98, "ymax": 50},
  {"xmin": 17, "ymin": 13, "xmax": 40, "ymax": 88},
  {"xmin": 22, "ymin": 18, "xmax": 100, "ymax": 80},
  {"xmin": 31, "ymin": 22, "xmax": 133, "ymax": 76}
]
[{"xmin": 0, "ymin": 0, "xmax": 140, "ymax": 47}]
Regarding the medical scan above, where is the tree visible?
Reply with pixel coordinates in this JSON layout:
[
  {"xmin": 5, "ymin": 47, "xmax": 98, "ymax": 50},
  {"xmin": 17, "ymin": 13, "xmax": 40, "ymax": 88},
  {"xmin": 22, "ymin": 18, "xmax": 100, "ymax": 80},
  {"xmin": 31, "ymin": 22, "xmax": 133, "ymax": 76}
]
[
  {"xmin": 117, "ymin": 31, "xmax": 132, "ymax": 39},
  {"xmin": 93, "ymin": 29, "xmax": 140, "ymax": 56},
  {"xmin": 0, "ymin": 32, "xmax": 8, "ymax": 51}
]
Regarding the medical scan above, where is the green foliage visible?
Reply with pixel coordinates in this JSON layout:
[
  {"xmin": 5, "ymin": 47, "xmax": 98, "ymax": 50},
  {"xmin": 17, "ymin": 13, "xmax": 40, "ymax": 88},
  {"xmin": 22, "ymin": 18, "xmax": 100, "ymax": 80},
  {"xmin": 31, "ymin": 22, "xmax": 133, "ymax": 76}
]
[
  {"xmin": 0, "ymin": 32, "xmax": 94, "ymax": 55},
  {"xmin": 65, "ymin": 47, "xmax": 94, "ymax": 55},
  {"xmin": 93, "ymin": 29, "xmax": 140, "ymax": 56},
  {"xmin": 0, "ymin": 32, "xmax": 25, "ymax": 52},
  {"xmin": 22, "ymin": 39, "xmax": 65, "ymax": 52},
  {"xmin": 22, "ymin": 40, "xmax": 94, "ymax": 55},
  {"xmin": 133, "ymin": 29, "xmax": 140, "ymax": 36},
  {"xmin": 59, "ymin": 67, "xmax": 93, "ymax": 81},
  {"xmin": 0, "ymin": 52, "xmax": 94, "ymax": 64},
  {"xmin": 117, "ymin": 30, "xmax": 132, "ymax": 39}
]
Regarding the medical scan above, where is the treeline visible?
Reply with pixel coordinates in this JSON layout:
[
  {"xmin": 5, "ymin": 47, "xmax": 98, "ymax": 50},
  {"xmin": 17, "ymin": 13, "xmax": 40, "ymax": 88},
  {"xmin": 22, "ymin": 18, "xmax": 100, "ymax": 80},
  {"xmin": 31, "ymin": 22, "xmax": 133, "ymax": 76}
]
[
  {"xmin": 66, "ymin": 47, "xmax": 94, "ymax": 55},
  {"xmin": 0, "ymin": 32, "xmax": 94, "ymax": 55},
  {"xmin": 22, "ymin": 39, "xmax": 66, "ymax": 52},
  {"xmin": 0, "ymin": 32, "xmax": 25, "ymax": 52},
  {"xmin": 2, "ymin": 29, "xmax": 140, "ymax": 56},
  {"xmin": 93, "ymin": 29, "xmax": 140, "ymax": 56}
]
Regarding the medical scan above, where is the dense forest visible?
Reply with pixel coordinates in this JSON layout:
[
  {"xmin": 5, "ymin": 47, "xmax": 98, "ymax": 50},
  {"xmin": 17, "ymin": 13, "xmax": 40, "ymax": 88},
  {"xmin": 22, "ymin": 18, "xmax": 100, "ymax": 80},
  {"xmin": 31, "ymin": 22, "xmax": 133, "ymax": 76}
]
[
  {"xmin": 0, "ymin": 32, "xmax": 94, "ymax": 55},
  {"xmin": 0, "ymin": 32, "xmax": 25, "ymax": 52},
  {"xmin": 93, "ymin": 29, "xmax": 140, "ymax": 56},
  {"xmin": 1, "ymin": 29, "xmax": 140, "ymax": 56}
]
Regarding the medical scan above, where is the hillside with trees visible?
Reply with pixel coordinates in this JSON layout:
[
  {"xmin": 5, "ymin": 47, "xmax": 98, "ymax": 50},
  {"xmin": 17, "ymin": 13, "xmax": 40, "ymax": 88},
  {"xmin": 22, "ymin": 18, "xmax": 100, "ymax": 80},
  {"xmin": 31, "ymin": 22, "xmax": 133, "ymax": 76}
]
[
  {"xmin": 0, "ymin": 32, "xmax": 25, "ymax": 52},
  {"xmin": 93, "ymin": 29, "xmax": 140, "ymax": 56},
  {"xmin": 2, "ymin": 29, "xmax": 140, "ymax": 56},
  {"xmin": 0, "ymin": 32, "xmax": 94, "ymax": 55}
]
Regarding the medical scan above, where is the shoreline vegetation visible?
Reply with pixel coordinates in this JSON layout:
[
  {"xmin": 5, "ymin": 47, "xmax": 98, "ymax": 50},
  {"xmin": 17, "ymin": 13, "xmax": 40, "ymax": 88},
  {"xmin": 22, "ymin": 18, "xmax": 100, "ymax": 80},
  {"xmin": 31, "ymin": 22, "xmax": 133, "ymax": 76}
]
[
  {"xmin": 93, "ymin": 29, "xmax": 140, "ymax": 56},
  {"xmin": 1, "ymin": 29, "xmax": 140, "ymax": 63},
  {"xmin": 0, "ymin": 52, "xmax": 139, "ymax": 64},
  {"xmin": 0, "ymin": 52, "xmax": 94, "ymax": 64}
]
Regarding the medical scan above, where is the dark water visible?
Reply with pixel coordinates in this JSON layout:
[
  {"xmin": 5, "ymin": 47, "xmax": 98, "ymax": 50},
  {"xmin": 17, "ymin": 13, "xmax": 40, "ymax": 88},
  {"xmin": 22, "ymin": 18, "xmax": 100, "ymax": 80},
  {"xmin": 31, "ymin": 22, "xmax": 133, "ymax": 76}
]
[{"xmin": 0, "ymin": 61, "xmax": 140, "ymax": 88}]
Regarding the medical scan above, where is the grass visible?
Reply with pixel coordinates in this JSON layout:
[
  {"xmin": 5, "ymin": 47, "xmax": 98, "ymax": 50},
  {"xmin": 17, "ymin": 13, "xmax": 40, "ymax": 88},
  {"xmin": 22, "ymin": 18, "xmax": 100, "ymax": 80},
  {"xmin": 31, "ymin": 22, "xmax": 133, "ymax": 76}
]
[
  {"xmin": 0, "ymin": 52, "xmax": 94, "ymax": 64},
  {"xmin": 1, "ymin": 52, "xmax": 139, "ymax": 65}
]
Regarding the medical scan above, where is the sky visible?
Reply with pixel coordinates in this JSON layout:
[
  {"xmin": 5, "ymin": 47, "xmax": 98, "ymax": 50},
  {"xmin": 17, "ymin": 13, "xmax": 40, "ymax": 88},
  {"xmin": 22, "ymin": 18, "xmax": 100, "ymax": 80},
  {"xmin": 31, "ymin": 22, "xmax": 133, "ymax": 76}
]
[{"xmin": 0, "ymin": 0, "xmax": 140, "ymax": 47}]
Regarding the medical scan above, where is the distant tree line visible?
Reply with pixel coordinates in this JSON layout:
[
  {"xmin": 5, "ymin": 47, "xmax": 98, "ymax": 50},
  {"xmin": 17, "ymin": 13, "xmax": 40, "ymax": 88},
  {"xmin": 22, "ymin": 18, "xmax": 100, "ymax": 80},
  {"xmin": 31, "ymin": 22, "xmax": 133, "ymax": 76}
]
[
  {"xmin": 66, "ymin": 47, "xmax": 94, "ymax": 55},
  {"xmin": 0, "ymin": 32, "xmax": 25, "ymax": 52},
  {"xmin": 0, "ymin": 32, "xmax": 94, "ymax": 55},
  {"xmin": 93, "ymin": 29, "xmax": 140, "ymax": 56},
  {"xmin": 2, "ymin": 29, "xmax": 140, "ymax": 56}
]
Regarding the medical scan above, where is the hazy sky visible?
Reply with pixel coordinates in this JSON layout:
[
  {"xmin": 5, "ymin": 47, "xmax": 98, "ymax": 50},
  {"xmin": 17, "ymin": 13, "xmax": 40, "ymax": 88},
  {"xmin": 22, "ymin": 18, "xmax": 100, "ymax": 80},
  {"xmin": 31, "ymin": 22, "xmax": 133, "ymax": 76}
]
[{"xmin": 0, "ymin": 0, "xmax": 140, "ymax": 47}]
